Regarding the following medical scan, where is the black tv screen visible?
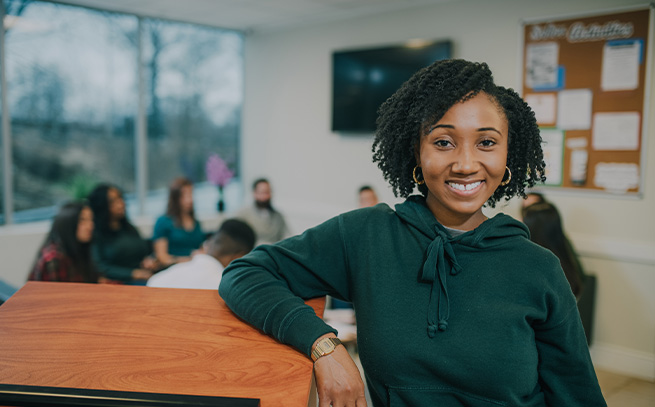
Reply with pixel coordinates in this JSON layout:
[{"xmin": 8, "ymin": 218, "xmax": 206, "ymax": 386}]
[{"xmin": 332, "ymin": 40, "xmax": 452, "ymax": 133}]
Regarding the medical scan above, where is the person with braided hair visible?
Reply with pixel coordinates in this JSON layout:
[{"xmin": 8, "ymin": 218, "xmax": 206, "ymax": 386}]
[{"xmin": 219, "ymin": 59, "xmax": 605, "ymax": 406}]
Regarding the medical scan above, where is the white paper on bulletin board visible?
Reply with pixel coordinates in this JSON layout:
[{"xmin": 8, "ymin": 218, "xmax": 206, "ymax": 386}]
[
  {"xmin": 557, "ymin": 89, "xmax": 592, "ymax": 130},
  {"xmin": 525, "ymin": 93, "xmax": 557, "ymax": 125},
  {"xmin": 601, "ymin": 39, "xmax": 642, "ymax": 91},
  {"xmin": 594, "ymin": 162, "xmax": 640, "ymax": 193},
  {"xmin": 592, "ymin": 112, "xmax": 640, "ymax": 151},
  {"xmin": 525, "ymin": 42, "xmax": 560, "ymax": 89}
]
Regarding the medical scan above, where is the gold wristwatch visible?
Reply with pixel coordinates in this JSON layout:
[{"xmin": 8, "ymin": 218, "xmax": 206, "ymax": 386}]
[{"xmin": 311, "ymin": 337, "xmax": 343, "ymax": 362}]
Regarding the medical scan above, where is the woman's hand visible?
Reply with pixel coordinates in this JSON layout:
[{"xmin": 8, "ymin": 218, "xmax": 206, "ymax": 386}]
[
  {"xmin": 313, "ymin": 337, "xmax": 367, "ymax": 407},
  {"xmin": 140, "ymin": 256, "xmax": 160, "ymax": 271},
  {"xmin": 131, "ymin": 268, "xmax": 154, "ymax": 280}
]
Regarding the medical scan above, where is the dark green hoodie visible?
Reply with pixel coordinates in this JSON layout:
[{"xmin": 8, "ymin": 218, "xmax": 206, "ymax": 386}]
[{"xmin": 220, "ymin": 196, "xmax": 606, "ymax": 407}]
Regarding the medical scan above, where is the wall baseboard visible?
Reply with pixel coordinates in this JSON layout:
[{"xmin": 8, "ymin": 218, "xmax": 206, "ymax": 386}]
[{"xmin": 590, "ymin": 342, "xmax": 655, "ymax": 382}]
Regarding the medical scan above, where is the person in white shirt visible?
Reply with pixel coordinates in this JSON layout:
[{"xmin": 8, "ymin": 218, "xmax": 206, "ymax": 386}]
[{"xmin": 147, "ymin": 219, "xmax": 255, "ymax": 290}]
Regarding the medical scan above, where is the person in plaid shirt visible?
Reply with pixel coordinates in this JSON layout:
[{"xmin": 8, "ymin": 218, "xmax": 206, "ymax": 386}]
[{"xmin": 28, "ymin": 201, "xmax": 98, "ymax": 283}]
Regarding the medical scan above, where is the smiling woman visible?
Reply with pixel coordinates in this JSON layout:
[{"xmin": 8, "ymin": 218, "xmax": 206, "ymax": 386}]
[
  {"xmin": 416, "ymin": 93, "xmax": 510, "ymax": 230},
  {"xmin": 219, "ymin": 59, "xmax": 607, "ymax": 407},
  {"xmin": 373, "ymin": 60, "xmax": 546, "ymax": 211}
]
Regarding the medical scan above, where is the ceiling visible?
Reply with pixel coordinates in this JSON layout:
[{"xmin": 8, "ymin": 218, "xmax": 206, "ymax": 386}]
[{"xmin": 58, "ymin": 0, "xmax": 454, "ymax": 33}]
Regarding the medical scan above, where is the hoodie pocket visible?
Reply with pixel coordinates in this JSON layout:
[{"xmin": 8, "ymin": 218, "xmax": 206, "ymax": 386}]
[{"xmin": 388, "ymin": 385, "xmax": 507, "ymax": 407}]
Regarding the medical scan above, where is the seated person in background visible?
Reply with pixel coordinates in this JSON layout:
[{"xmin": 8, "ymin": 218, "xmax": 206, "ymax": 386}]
[
  {"xmin": 522, "ymin": 200, "xmax": 585, "ymax": 298},
  {"xmin": 87, "ymin": 183, "xmax": 159, "ymax": 284},
  {"xmin": 147, "ymin": 219, "xmax": 255, "ymax": 290},
  {"xmin": 236, "ymin": 178, "xmax": 288, "ymax": 245},
  {"xmin": 522, "ymin": 191, "xmax": 545, "ymax": 208},
  {"xmin": 28, "ymin": 201, "xmax": 98, "ymax": 283},
  {"xmin": 358, "ymin": 185, "xmax": 379, "ymax": 208},
  {"xmin": 152, "ymin": 177, "xmax": 205, "ymax": 267}
]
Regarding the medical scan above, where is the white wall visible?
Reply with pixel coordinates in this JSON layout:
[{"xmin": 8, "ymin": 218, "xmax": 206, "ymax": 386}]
[
  {"xmin": 0, "ymin": 223, "xmax": 49, "ymax": 291},
  {"xmin": 240, "ymin": 0, "xmax": 655, "ymax": 380}
]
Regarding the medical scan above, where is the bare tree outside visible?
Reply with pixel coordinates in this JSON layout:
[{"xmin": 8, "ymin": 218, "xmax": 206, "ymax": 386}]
[
  {"xmin": 1, "ymin": 0, "xmax": 243, "ymax": 222},
  {"xmin": 143, "ymin": 19, "xmax": 242, "ymax": 192}
]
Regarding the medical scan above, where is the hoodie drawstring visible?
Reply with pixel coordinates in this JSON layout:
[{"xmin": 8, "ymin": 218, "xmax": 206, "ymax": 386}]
[{"xmin": 420, "ymin": 229, "xmax": 463, "ymax": 337}]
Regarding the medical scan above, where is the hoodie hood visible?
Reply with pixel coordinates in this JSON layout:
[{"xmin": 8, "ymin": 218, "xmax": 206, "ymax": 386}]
[{"xmin": 395, "ymin": 195, "xmax": 529, "ymax": 337}]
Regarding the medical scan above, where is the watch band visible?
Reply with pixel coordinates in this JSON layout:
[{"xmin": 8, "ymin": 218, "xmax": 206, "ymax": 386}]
[{"xmin": 311, "ymin": 337, "xmax": 343, "ymax": 362}]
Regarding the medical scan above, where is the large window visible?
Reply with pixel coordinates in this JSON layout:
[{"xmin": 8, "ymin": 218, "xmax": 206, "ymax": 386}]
[
  {"xmin": 143, "ymin": 19, "xmax": 242, "ymax": 191},
  {"xmin": 5, "ymin": 1, "xmax": 138, "ymax": 222},
  {"xmin": 142, "ymin": 19, "xmax": 242, "ymax": 216},
  {"xmin": 1, "ymin": 0, "xmax": 243, "ymax": 224}
]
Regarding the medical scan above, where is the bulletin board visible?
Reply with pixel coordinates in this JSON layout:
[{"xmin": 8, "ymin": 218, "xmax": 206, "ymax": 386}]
[{"xmin": 520, "ymin": 5, "xmax": 653, "ymax": 196}]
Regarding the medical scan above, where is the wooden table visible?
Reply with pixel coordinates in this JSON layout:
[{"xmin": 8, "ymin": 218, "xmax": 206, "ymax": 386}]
[{"xmin": 0, "ymin": 282, "xmax": 325, "ymax": 406}]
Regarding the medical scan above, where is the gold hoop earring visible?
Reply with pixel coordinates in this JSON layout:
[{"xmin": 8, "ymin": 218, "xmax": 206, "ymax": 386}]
[
  {"xmin": 500, "ymin": 166, "xmax": 512, "ymax": 187},
  {"xmin": 413, "ymin": 166, "xmax": 425, "ymax": 185}
]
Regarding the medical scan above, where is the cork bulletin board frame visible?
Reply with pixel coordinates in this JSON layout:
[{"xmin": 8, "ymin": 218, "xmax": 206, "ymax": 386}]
[{"xmin": 520, "ymin": 5, "xmax": 653, "ymax": 196}]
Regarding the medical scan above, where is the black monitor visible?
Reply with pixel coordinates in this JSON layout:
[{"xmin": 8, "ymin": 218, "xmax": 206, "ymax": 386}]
[{"xmin": 331, "ymin": 40, "xmax": 452, "ymax": 133}]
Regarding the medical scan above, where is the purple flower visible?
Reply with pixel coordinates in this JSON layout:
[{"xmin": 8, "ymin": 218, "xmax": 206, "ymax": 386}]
[{"xmin": 206, "ymin": 153, "xmax": 234, "ymax": 187}]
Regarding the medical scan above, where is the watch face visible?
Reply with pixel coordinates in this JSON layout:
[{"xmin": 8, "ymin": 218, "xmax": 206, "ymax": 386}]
[
  {"xmin": 312, "ymin": 338, "xmax": 341, "ymax": 361},
  {"xmin": 320, "ymin": 341, "xmax": 335, "ymax": 352}
]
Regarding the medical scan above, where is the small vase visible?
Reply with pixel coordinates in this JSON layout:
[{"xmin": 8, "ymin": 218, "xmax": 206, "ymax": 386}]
[{"xmin": 217, "ymin": 186, "xmax": 225, "ymax": 213}]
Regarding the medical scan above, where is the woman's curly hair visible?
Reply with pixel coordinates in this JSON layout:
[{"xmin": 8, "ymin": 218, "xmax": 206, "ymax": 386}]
[{"xmin": 372, "ymin": 59, "xmax": 546, "ymax": 207}]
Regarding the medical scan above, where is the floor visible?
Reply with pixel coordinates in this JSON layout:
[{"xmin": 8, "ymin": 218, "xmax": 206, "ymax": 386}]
[{"xmin": 596, "ymin": 368, "xmax": 655, "ymax": 407}]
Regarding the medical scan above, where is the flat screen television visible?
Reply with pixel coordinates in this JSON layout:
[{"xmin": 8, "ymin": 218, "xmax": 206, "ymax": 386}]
[{"xmin": 332, "ymin": 40, "xmax": 452, "ymax": 133}]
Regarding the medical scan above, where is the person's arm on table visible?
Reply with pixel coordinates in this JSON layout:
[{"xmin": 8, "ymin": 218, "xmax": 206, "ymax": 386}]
[
  {"xmin": 220, "ymin": 214, "xmax": 366, "ymax": 406},
  {"xmin": 92, "ymin": 240, "xmax": 152, "ymax": 282}
]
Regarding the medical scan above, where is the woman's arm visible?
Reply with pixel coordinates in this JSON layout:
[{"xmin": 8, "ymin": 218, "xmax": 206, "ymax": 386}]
[
  {"xmin": 92, "ymin": 241, "xmax": 143, "ymax": 282},
  {"xmin": 220, "ymin": 214, "xmax": 367, "ymax": 406},
  {"xmin": 219, "ymin": 222, "xmax": 348, "ymax": 353},
  {"xmin": 153, "ymin": 238, "xmax": 175, "ymax": 267},
  {"xmin": 152, "ymin": 216, "xmax": 176, "ymax": 266}
]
